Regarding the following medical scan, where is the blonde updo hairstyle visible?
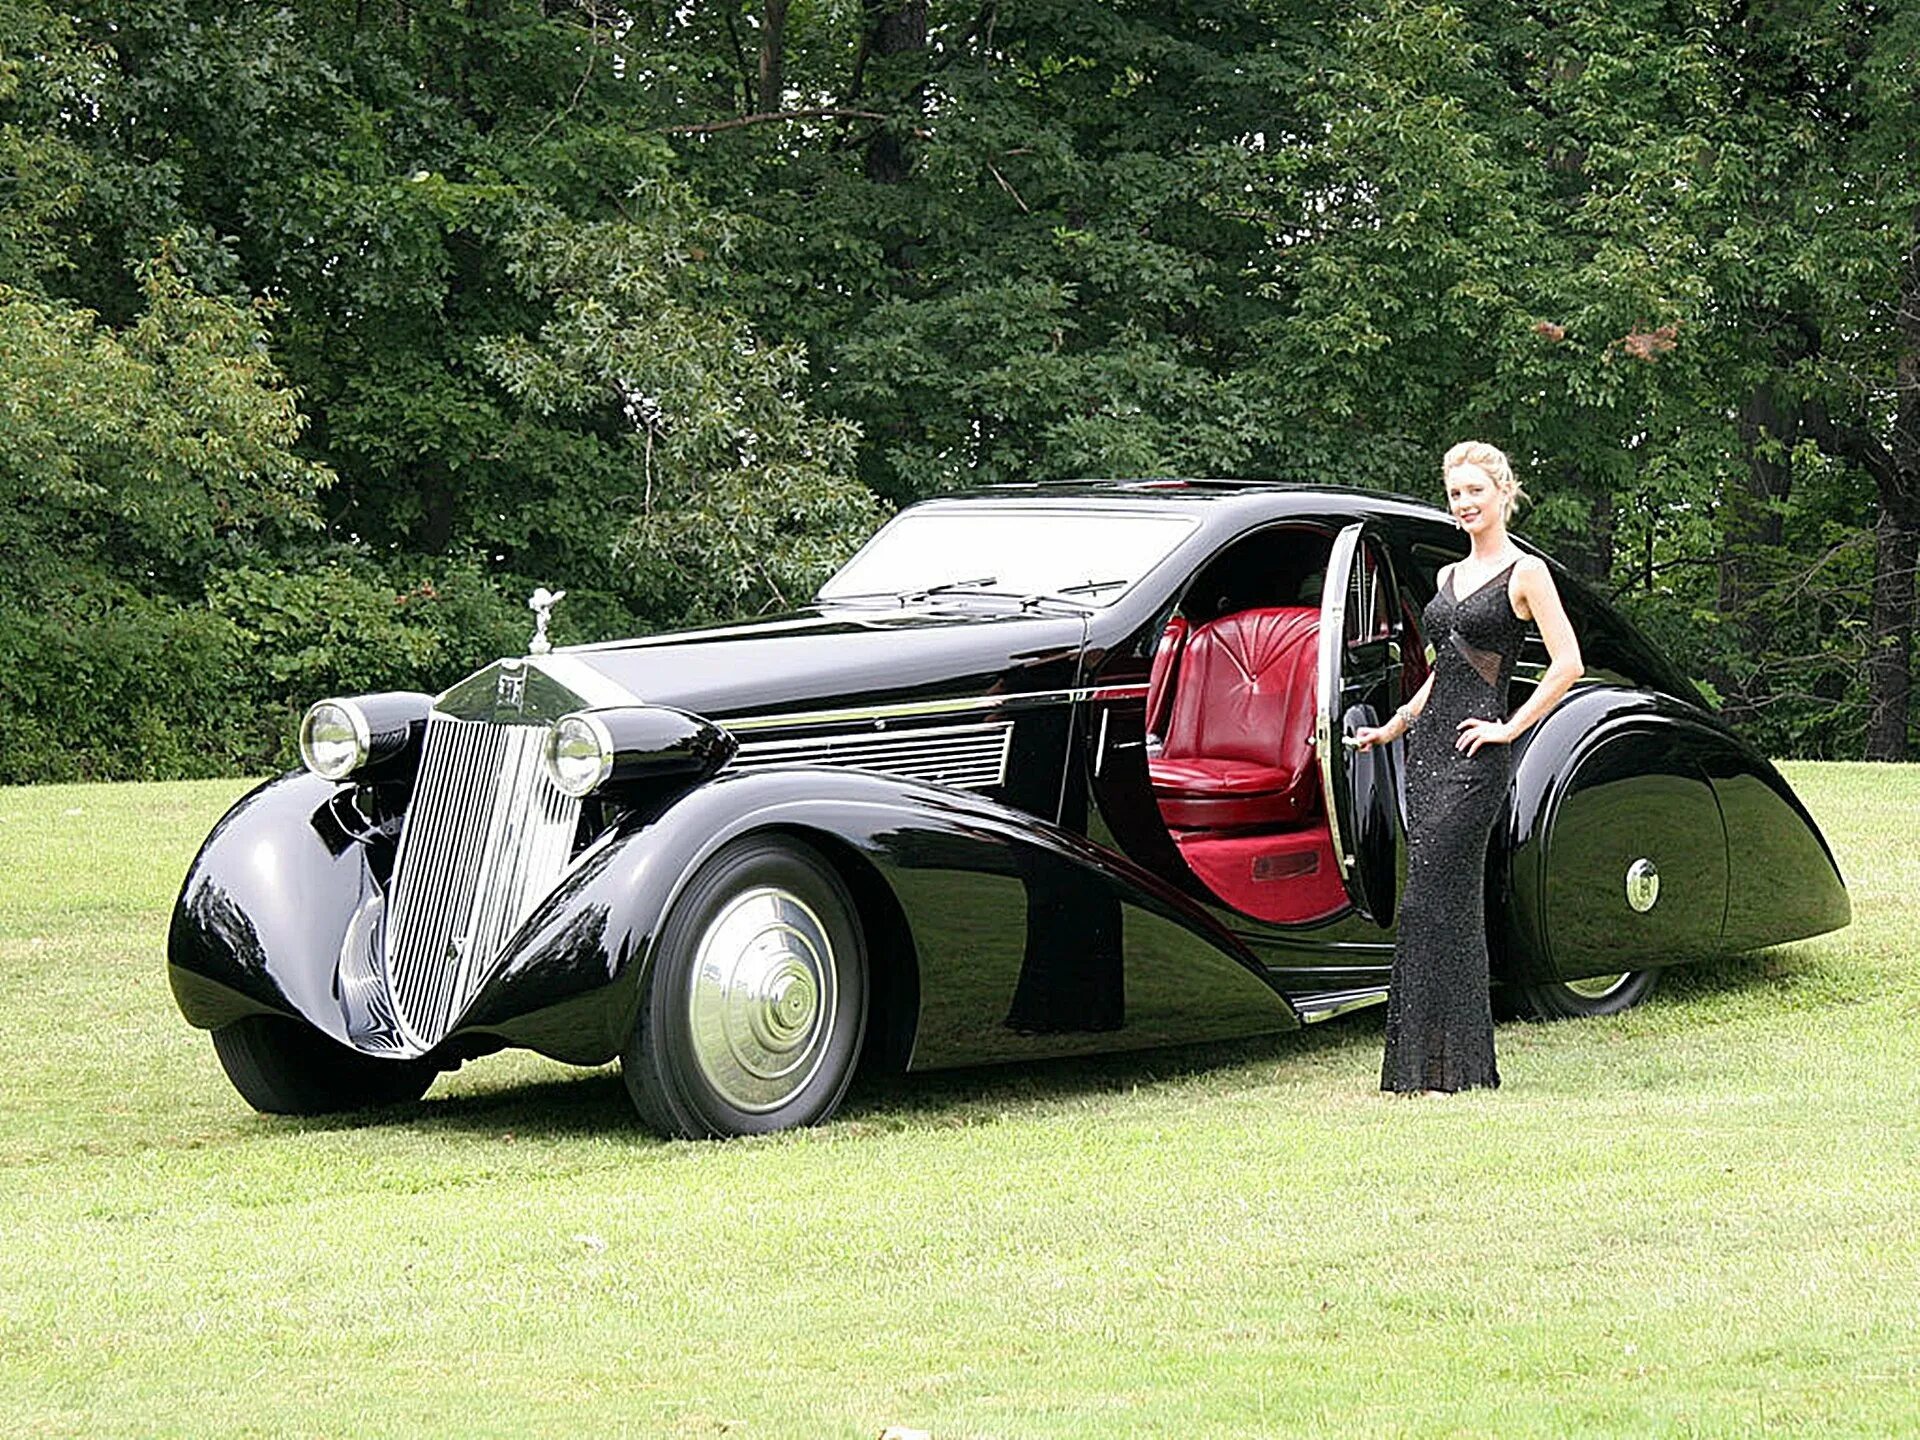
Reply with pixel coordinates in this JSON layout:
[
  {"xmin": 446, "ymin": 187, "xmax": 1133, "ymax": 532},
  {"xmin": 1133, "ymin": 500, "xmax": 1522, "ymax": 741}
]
[{"xmin": 1443, "ymin": 440, "xmax": 1528, "ymax": 523}]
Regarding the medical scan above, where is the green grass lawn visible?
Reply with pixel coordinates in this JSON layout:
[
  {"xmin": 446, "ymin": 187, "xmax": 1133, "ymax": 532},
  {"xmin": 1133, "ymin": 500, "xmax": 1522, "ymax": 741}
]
[{"xmin": 1, "ymin": 765, "xmax": 1914, "ymax": 1438}]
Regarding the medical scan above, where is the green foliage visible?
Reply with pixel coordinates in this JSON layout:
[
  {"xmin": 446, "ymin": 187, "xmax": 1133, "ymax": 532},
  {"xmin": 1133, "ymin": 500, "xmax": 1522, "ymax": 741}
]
[
  {"xmin": 482, "ymin": 185, "xmax": 882, "ymax": 621},
  {"xmin": 206, "ymin": 561, "xmax": 525, "ymax": 762},
  {"xmin": 0, "ymin": 245, "xmax": 336, "ymax": 779},
  {"xmin": 0, "ymin": 257, "xmax": 329, "ymax": 583},
  {"xmin": 2, "ymin": 0, "xmax": 1916, "ymax": 775},
  {"xmin": 0, "ymin": 581, "xmax": 251, "ymax": 783}
]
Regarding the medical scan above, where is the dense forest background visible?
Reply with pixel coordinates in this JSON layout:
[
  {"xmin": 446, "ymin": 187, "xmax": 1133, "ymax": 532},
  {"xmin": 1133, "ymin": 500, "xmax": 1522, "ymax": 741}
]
[{"xmin": 1, "ymin": 0, "xmax": 1914, "ymax": 781}]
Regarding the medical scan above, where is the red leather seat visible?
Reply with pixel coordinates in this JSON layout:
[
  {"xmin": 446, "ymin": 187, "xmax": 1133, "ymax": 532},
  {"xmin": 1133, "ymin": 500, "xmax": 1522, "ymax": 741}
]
[
  {"xmin": 1148, "ymin": 607, "xmax": 1321, "ymax": 831},
  {"xmin": 1145, "ymin": 615, "xmax": 1189, "ymax": 743}
]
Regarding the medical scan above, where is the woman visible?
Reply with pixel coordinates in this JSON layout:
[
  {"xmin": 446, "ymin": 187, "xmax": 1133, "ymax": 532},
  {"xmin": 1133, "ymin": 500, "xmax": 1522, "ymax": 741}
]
[{"xmin": 1352, "ymin": 442, "xmax": 1585, "ymax": 1094}]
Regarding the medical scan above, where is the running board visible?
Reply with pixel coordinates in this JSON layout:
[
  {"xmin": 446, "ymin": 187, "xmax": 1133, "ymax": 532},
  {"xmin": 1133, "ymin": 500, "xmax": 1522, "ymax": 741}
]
[{"xmin": 1291, "ymin": 986, "xmax": 1389, "ymax": 1023}]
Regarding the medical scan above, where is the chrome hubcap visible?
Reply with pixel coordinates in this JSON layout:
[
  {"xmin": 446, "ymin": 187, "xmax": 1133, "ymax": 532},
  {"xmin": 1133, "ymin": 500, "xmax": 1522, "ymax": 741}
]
[
  {"xmin": 1563, "ymin": 972, "xmax": 1632, "ymax": 1000},
  {"xmin": 687, "ymin": 887, "xmax": 837, "ymax": 1113}
]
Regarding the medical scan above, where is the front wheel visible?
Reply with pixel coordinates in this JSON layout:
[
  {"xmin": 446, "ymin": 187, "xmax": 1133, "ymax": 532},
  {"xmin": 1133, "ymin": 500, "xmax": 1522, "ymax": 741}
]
[
  {"xmin": 1514, "ymin": 969, "xmax": 1661, "ymax": 1021},
  {"xmin": 211, "ymin": 1015, "xmax": 437, "ymax": 1114},
  {"xmin": 623, "ymin": 836, "xmax": 868, "ymax": 1139}
]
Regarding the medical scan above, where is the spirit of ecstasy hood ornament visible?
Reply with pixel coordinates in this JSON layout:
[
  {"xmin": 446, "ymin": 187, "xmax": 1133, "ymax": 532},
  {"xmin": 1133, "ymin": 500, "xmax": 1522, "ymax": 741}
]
[{"xmin": 527, "ymin": 587, "xmax": 565, "ymax": 655}]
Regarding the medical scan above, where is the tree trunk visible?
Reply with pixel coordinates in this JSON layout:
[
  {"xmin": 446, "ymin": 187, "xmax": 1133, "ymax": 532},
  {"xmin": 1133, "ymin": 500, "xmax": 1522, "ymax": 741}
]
[
  {"xmin": 756, "ymin": 0, "xmax": 790, "ymax": 116},
  {"xmin": 1722, "ymin": 381, "xmax": 1795, "ymax": 611},
  {"xmin": 419, "ymin": 461, "xmax": 456, "ymax": 555},
  {"xmin": 1716, "ymin": 382, "xmax": 1800, "ymax": 729},
  {"xmin": 858, "ymin": 0, "xmax": 927, "ymax": 185},
  {"xmin": 1865, "ymin": 509, "xmax": 1918, "ymax": 759},
  {"xmin": 1864, "ymin": 211, "xmax": 1920, "ymax": 760},
  {"xmin": 1557, "ymin": 475, "xmax": 1612, "ymax": 584}
]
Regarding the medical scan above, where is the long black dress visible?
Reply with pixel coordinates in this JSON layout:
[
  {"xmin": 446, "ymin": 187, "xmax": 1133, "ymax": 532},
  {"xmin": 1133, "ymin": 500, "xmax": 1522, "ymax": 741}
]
[{"xmin": 1381, "ymin": 557, "xmax": 1527, "ymax": 1093}]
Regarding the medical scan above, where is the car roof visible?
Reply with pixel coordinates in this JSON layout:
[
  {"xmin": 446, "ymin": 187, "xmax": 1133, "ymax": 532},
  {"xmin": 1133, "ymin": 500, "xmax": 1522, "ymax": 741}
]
[{"xmin": 908, "ymin": 479, "xmax": 1449, "ymax": 526}]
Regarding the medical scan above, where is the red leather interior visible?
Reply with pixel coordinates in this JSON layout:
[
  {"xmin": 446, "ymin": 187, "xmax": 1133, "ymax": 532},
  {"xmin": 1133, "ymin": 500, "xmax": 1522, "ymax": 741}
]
[
  {"xmin": 1149, "ymin": 606, "xmax": 1321, "ymax": 831},
  {"xmin": 1145, "ymin": 615, "xmax": 1189, "ymax": 741}
]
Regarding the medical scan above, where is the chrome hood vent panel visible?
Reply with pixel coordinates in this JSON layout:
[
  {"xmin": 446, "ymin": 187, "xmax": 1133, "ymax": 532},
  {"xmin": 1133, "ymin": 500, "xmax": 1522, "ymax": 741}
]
[{"xmin": 729, "ymin": 720, "xmax": 1013, "ymax": 791}]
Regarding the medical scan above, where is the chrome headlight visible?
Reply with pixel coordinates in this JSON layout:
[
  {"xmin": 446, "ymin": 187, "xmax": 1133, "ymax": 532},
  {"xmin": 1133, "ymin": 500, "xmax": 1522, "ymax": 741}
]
[
  {"xmin": 544, "ymin": 712, "xmax": 615, "ymax": 798},
  {"xmin": 297, "ymin": 692, "xmax": 434, "ymax": 782},
  {"xmin": 542, "ymin": 706, "xmax": 737, "ymax": 799},
  {"xmin": 299, "ymin": 700, "xmax": 371, "ymax": 780}
]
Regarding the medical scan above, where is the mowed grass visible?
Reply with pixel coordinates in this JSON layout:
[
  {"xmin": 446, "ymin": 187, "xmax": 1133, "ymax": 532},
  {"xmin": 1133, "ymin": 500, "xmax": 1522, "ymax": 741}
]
[{"xmin": 0, "ymin": 766, "xmax": 1915, "ymax": 1439}]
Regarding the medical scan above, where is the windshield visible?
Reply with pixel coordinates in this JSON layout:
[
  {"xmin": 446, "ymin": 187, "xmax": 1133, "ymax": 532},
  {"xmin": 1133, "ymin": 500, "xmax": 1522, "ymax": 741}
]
[{"xmin": 817, "ymin": 508, "xmax": 1198, "ymax": 608}]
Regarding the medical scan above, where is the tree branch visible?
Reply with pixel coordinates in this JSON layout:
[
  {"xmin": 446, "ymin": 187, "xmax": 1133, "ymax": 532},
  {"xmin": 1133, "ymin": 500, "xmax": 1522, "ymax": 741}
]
[{"xmin": 663, "ymin": 107, "xmax": 890, "ymax": 135}]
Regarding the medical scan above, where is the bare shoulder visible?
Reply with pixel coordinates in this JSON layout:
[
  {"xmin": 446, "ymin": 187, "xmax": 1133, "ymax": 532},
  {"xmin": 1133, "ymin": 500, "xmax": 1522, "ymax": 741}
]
[{"xmin": 1509, "ymin": 554, "xmax": 1555, "ymax": 620}]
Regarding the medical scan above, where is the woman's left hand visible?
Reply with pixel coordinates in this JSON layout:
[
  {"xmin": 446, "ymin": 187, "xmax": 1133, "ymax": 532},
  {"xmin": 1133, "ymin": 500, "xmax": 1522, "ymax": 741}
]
[{"xmin": 1455, "ymin": 718, "xmax": 1514, "ymax": 755}]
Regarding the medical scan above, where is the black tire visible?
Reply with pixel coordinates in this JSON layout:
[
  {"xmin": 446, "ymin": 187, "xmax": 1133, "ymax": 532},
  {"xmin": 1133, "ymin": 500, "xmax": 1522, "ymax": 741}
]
[
  {"xmin": 623, "ymin": 836, "xmax": 868, "ymax": 1140},
  {"xmin": 1514, "ymin": 968, "xmax": 1661, "ymax": 1021},
  {"xmin": 211, "ymin": 1014, "xmax": 437, "ymax": 1115}
]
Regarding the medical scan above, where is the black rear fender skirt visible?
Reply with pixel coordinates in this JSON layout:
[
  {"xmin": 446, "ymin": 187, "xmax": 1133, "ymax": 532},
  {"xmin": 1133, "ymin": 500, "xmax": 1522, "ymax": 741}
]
[{"xmin": 1497, "ymin": 687, "xmax": 1847, "ymax": 985}]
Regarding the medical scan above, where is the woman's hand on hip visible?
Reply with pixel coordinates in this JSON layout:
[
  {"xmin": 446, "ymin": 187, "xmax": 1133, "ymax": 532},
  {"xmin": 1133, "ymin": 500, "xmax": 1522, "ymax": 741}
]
[{"xmin": 1455, "ymin": 718, "xmax": 1514, "ymax": 755}]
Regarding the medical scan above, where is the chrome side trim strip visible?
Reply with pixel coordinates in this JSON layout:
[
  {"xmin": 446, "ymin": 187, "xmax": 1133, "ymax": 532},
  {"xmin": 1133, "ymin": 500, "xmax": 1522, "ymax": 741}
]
[
  {"xmin": 724, "ymin": 684, "xmax": 1146, "ymax": 734},
  {"xmin": 1316, "ymin": 523, "xmax": 1362, "ymax": 883},
  {"xmin": 1291, "ymin": 986, "xmax": 1390, "ymax": 1023}
]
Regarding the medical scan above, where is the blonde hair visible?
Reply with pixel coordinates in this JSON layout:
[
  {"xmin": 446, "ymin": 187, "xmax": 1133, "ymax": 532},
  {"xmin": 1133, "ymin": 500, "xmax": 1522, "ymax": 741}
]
[{"xmin": 1443, "ymin": 440, "xmax": 1528, "ymax": 522}]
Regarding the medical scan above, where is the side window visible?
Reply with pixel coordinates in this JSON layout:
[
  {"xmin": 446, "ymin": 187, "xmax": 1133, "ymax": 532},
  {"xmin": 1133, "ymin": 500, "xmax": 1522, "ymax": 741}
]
[
  {"xmin": 1344, "ymin": 542, "xmax": 1392, "ymax": 647},
  {"xmin": 1177, "ymin": 524, "xmax": 1334, "ymax": 625}
]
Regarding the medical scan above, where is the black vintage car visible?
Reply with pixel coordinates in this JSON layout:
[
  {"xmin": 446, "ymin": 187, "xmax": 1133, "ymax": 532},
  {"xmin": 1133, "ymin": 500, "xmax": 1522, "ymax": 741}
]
[{"xmin": 169, "ymin": 482, "xmax": 1850, "ymax": 1136}]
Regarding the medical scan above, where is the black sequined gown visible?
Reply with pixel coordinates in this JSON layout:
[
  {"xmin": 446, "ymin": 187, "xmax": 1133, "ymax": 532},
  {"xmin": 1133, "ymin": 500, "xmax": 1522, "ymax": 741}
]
[{"xmin": 1381, "ymin": 558, "xmax": 1527, "ymax": 1094}]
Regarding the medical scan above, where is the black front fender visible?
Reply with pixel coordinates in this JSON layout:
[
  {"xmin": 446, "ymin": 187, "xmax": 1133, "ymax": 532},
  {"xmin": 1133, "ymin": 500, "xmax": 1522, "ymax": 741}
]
[
  {"xmin": 168, "ymin": 771, "xmax": 382, "ymax": 1043},
  {"xmin": 456, "ymin": 766, "xmax": 1300, "ymax": 1069}
]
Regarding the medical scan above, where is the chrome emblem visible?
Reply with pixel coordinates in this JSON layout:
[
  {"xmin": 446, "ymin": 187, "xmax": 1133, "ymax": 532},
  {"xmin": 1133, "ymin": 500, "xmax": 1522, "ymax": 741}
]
[
  {"xmin": 528, "ymin": 586, "xmax": 566, "ymax": 655},
  {"xmin": 1625, "ymin": 858, "xmax": 1660, "ymax": 913},
  {"xmin": 496, "ymin": 663, "xmax": 527, "ymax": 711}
]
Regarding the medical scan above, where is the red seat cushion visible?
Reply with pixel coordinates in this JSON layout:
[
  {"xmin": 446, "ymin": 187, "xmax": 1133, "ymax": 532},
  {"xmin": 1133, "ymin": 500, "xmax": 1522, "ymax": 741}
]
[{"xmin": 1148, "ymin": 607, "xmax": 1320, "ymax": 830}]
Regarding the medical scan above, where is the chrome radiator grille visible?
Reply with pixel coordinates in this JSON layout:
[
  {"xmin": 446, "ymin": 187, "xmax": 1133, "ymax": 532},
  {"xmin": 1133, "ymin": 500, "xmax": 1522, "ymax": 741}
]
[
  {"xmin": 384, "ymin": 716, "xmax": 581, "ymax": 1048},
  {"xmin": 728, "ymin": 720, "xmax": 1012, "ymax": 791}
]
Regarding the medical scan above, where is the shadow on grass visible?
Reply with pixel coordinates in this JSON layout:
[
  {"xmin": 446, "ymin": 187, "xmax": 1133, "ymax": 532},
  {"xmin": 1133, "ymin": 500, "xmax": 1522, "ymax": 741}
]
[
  {"xmin": 265, "ymin": 948, "xmax": 1822, "ymax": 1143},
  {"xmin": 322, "ymin": 1004, "xmax": 1392, "ymax": 1142},
  {"xmin": 1651, "ymin": 941, "xmax": 1847, "ymax": 1010}
]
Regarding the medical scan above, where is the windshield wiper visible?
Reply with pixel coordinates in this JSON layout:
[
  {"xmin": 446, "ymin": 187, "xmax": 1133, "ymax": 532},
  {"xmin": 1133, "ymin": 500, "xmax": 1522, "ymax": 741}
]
[
  {"xmin": 1050, "ymin": 577, "xmax": 1129, "ymax": 598},
  {"xmin": 816, "ymin": 575, "xmax": 999, "ymax": 606},
  {"xmin": 1006, "ymin": 577, "xmax": 1132, "ymax": 611},
  {"xmin": 901, "ymin": 575, "xmax": 1000, "ymax": 602}
]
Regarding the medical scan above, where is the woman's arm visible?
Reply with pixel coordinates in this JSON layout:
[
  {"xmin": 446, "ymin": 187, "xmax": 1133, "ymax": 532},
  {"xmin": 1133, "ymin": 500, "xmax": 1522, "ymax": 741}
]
[
  {"xmin": 1351, "ymin": 670, "xmax": 1435, "ymax": 752},
  {"xmin": 1457, "ymin": 556, "xmax": 1583, "ymax": 755}
]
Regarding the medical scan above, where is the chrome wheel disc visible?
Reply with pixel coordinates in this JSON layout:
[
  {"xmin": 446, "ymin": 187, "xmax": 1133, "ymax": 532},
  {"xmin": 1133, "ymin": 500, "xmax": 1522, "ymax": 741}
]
[
  {"xmin": 1563, "ymin": 972, "xmax": 1632, "ymax": 1000},
  {"xmin": 687, "ymin": 886, "xmax": 837, "ymax": 1113}
]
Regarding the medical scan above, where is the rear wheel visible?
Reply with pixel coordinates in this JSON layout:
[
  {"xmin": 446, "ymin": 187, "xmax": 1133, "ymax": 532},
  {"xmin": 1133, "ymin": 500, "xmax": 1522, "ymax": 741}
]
[
  {"xmin": 1514, "ymin": 969, "xmax": 1661, "ymax": 1021},
  {"xmin": 623, "ymin": 836, "xmax": 868, "ymax": 1139},
  {"xmin": 211, "ymin": 1015, "xmax": 436, "ymax": 1114}
]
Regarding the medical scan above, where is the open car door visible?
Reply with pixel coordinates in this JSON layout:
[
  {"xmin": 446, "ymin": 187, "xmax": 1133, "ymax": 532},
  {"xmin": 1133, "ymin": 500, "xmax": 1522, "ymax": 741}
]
[{"xmin": 1315, "ymin": 523, "xmax": 1401, "ymax": 925}]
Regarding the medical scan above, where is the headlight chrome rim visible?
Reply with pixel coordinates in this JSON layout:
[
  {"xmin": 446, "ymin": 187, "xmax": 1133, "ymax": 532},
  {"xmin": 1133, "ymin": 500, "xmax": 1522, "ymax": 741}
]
[
  {"xmin": 299, "ymin": 699, "xmax": 372, "ymax": 781},
  {"xmin": 545, "ymin": 711, "xmax": 615, "ymax": 798}
]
